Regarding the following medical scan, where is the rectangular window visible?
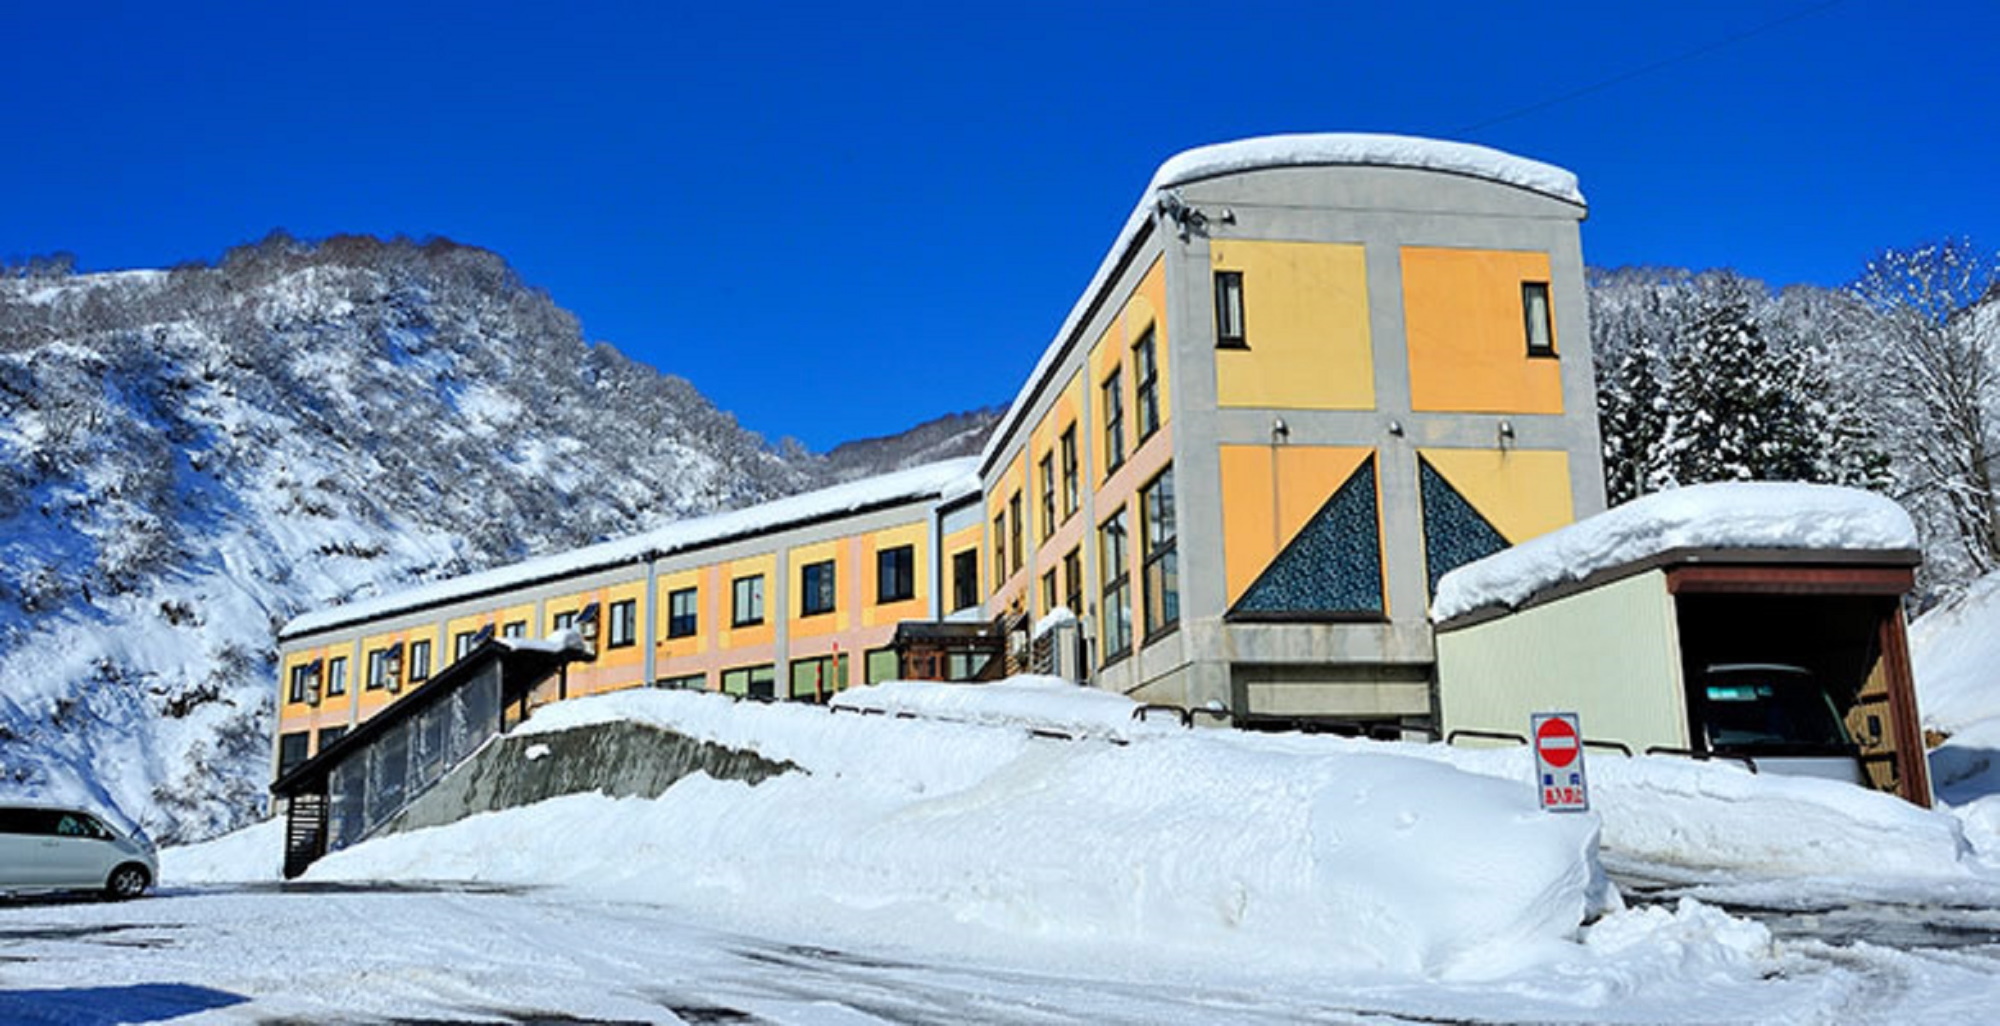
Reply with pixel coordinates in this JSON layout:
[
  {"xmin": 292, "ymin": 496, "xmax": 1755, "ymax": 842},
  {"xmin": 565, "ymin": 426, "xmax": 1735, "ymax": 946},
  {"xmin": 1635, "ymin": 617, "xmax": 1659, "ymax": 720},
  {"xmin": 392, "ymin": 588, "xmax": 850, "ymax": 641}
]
[
  {"xmin": 1214, "ymin": 270, "xmax": 1246, "ymax": 348},
  {"xmin": 1008, "ymin": 492, "xmax": 1024, "ymax": 574},
  {"xmin": 454, "ymin": 631, "xmax": 478, "ymax": 660},
  {"xmin": 668, "ymin": 587, "xmax": 699, "ymax": 638},
  {"xmin": 1060, "ymin": 426, "xmax": 1079, "ymax": 518},
  {"xmin": 1134, "ymin": 326, "xmax": 1160, "ymax": 441},
  {"xmin": 1101, "ymin": 370, "xmax": 1125, "ymax": 475},
  {"xmin": 1141, "ymin": 466, "xmax": 1180, "ymax": 639},
  {"xmin": 789, "ymin": 654, "xmax": 849, "ymax": 702},
  {"xmin": 1041, "ymin": 570, "xmax": 1058, "ymax": 614},
  {"xmin": 732, "ymin": 575, "xmax": 765, "ymax": 627},
  {"xmin": 1099, "ymin": 509, "xmax": 1132, "ymax": 661},
  {"xmin": 1063, "ymin": 546, "xmax": 1083, "ymax": 613},
  {"xmin": 287, "ymin": 663, "xmax": 318, "ymax": 705},
  {"xmin": 877, "ymin": 544, "xmax": 915, "ymax": 603},
  {"xmin": 721, "ymin": 663, "xmax": 776, "ymax": 700},
  {"xmin": 326, "ymin": 655, "xmax": 349, "ymax": 697},
  {"xmin": 1038, "ymin": 452, "xmax": 1056, "ymax": 540},
  {"xmin": 552, "ymin": 610, "xmax": 577, "ymax": 633},
  {"xmin": 408, "ymin": 639, "xmax": 432, "ymax": 682},
  {"xmin": 657, "ymin": 673, "xmax": 706, "ymax": 691},
  {"xmin": 364, "ymin": 649, "xmax": 390, "ymax": 691},
  {"xmin": 952, "ymin": 549, "xmax": 979, "ymax": 612},
  {"xmin": 317, "ymin": 725, "xmax": 348, "ymax": 752},
  {"xmin": 993, "ymin": 512, "xmax": 1008, "ymax": 584},
  {"xmin": 277, "ymin": 732, "xmax": 310, "ymax": 776},
  {"xmin": 865, "ymin": 646, "xmax": 900, "ymax": 685},
  {"xmin": 501, "ymin": 621, "xmax": 526, "ymax": 639},
  {"xmin": 608, "ymin": 598, "xmax": 637, "ymax": 648},
  {"xmin": 801, "ymin": 560, "xmax": 837, "ymax": 616},
  {"xmin": 1523, "ymin": 281, "xmax": 1555, "ymax": 357}
]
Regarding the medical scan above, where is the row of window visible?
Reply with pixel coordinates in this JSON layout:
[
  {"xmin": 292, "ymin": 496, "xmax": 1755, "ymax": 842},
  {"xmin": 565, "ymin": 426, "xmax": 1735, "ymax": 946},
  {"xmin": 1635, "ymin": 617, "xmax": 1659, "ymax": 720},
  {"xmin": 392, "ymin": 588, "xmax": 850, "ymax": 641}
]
[
  {"xmin": 690, "ymin": 545, "xmax": 917, "ymax": 634},
  {"xmin": 1212, "ymin": 267, "xmax": 1554, "ymax": 357}
]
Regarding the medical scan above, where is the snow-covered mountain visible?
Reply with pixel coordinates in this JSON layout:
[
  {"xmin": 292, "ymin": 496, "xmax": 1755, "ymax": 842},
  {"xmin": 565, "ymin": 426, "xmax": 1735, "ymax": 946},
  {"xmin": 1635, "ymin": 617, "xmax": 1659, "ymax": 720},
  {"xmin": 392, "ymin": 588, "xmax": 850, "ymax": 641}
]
[{"xmin": 0, "ymin": 233, "xmax": 985, "ymax": 842}]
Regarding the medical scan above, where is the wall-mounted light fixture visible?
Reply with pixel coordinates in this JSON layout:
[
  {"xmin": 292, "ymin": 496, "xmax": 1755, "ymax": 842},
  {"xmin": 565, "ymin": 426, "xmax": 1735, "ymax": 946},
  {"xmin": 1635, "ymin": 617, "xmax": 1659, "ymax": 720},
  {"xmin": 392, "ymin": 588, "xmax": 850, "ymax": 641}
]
[
  {"xmin": 1271, "ymin": 417, "xmax": 1290, "ymax": 443},
  {"xmin": 1498, "ymin": 419, "xmax": 1516, "ymax": 449}
]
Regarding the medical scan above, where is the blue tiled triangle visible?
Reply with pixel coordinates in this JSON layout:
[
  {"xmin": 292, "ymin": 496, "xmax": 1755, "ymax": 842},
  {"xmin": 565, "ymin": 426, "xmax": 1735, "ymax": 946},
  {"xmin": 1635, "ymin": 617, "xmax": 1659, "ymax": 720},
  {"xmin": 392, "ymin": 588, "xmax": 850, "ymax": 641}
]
[
  {"xmin": 1420, "ymin": 458, "xmax": 1510, "ymax": 600},
  {"xmin": 1232, "ymin": 457, "xmax": 1384, "ymax": 616}
]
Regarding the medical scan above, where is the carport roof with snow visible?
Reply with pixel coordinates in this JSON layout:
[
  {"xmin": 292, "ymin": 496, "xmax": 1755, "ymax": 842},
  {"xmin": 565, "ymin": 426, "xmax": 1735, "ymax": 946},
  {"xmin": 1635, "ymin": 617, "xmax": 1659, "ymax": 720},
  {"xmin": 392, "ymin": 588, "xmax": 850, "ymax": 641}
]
[{"xmin": 1431, "ymin": 482, "xmax": 1922, "ymax": 629}]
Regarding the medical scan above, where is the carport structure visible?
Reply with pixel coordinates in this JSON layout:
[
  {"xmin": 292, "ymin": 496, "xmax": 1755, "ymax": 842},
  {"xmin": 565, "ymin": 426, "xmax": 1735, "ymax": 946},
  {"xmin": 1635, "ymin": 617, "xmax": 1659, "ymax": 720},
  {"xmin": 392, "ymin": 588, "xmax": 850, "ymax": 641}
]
[{"xmin": 1431, "ymin": 484, "xmax": 1932, "ymax": 807}]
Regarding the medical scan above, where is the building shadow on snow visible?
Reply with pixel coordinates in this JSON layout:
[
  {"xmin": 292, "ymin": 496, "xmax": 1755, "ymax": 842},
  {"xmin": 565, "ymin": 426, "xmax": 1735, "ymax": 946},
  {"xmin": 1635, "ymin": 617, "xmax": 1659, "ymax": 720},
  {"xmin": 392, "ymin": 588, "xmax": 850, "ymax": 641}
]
[{"xmin": 0, "ymin": 983, "xmax": 247, "ymax": 1024}]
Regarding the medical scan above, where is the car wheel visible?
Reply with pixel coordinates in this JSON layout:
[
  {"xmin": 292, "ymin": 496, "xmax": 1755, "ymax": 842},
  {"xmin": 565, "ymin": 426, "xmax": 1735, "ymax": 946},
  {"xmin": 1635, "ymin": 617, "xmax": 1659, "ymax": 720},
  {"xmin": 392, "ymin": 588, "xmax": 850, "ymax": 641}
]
[{"xmin": 104, "ymin": 864, "xmax": 150, "ymax": 900}]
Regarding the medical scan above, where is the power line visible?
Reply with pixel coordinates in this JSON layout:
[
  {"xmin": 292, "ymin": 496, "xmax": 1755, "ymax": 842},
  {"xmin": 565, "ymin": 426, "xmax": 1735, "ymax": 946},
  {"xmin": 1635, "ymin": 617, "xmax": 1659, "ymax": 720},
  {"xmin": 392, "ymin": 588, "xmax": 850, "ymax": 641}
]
[{"xmin": 1457, "ymin": 1, "xmax": 1845, "ymax": 133}]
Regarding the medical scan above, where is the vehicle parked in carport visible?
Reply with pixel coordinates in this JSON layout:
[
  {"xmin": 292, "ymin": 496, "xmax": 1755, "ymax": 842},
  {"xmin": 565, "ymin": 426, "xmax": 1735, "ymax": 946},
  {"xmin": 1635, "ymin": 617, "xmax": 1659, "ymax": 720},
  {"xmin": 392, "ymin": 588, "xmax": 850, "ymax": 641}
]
[{"xmin": 0, "ymin": 804, "xmax": 157, "ymax": 900}]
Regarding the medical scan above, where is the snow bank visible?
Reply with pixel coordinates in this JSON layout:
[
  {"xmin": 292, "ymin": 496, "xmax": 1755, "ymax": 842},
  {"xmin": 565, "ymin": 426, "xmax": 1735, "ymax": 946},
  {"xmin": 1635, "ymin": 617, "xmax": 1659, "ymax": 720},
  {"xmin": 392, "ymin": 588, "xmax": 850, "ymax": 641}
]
[
  {"xmin": 829, "ymin": 675, "xmax": 1176, "ymax": 740},
  {"xmin": 319, "ymin": 688, "xmax": 1604, "ymax": 979},
  {"xmin": 1422, "ymin": 741, "xmax": 1969, "ymax": 880},
  {"xmin": 1911, "ymin": 569, "xmax": 2000, "ymax": 735},
  {"xmin": 160, "ymin": 817, "xmax": 286, "ymax": 884},
  {"xmin": 284, "ymin": 458, "xmax": 976, "ymax": 638},
  {"xmin": 1433, "ymin": 482, "xmax": 1919, "ymax": 622}
]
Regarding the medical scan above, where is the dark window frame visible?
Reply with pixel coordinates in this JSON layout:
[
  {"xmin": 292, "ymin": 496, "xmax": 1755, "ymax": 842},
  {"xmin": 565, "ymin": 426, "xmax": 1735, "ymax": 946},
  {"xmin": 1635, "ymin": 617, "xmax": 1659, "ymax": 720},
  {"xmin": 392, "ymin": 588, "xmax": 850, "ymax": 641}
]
[
  {"xmin": 1140, "ymin": 466, "xmax": 1180, "ymax": 642},
  {"xmin": 668, "ymin": 587, "xmax": 699, "ymax": 639},
  {"xmin": 501, "ymin": 621, "xmax": 526, "ymax": 639},
  {"xmin": 1008, "ymin": 492, "xmax": 1024, "ymax": 574},
  {"xmin": 408, "ymin": 639, "xmax": 432, "ymax": 682},
  {"xmin": 287, "ymin": 663, "xmax": 316, "ymax": 705},
  {"xmin": 326, "ymin": 655, "xmax": 349, "ymax": 697},
  {"xmin": 801, "ymin": 560, "xmax": 837, "ymax": 617},
  {"xmin": 1522, "ymin": 280, "xmax": 1556, "ymax": 358},
  {"xmin": 1038, "ymin": 452, "xmax": 1056, "ymax": 540},
  {"xmin": 1214, "ymin": 270, "xmax": 1247, "ymax": 348},
  {"xmin": 364, "ymin": 648, "xmax": 390, "ymax": 691},
  {"xmin": 454, "ymin": 631, "xmax": 478, "ymax": 660},
  {"xmin": 1098, "ymin": 507, "xmax": 1132, "ymax": 663},
  {"xmin": 993, "ymin": 512, "xmax": 1008, "ymax": 584},
  {"xmin": 732, "ymin": 575, "xmax": 765, "ymax": 627},
  {"xmin": 1041, "ymin": 570, "xmax": 1058, "ymax": 615},
  {"xmin": 1060, "ymin": 426, "xmax": 1080, "ymax": 519},
  {"xmin": 951, "ymin": 549, "xmax": 980, "ymax": 612},
  {"xmin": 608, "ymin": 598, "xmax": 638, "ymax": 648},
  {"xmin": 1101, "ymin": 368, "xmax": 1125, "ymax": 476},
  {"xmin": 1063, "ymin": 546, "xmax": 1083, "ymax": 613},
  {"xmin": 877, "ymin": 544, "xmax": 915, "ymax": 604},
  {"xmin": 1134, "ymin": 326, "xmax": 1160, "ymax": 441}
]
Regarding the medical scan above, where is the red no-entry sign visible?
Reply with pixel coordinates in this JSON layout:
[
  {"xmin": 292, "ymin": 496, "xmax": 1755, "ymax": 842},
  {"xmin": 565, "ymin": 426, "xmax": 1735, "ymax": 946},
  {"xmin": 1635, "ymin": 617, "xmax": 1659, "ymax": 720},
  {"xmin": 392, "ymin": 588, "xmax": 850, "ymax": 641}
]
[{"xmin": 1531, "ymin": 712, "xmax": 1589, "ymax": 813}]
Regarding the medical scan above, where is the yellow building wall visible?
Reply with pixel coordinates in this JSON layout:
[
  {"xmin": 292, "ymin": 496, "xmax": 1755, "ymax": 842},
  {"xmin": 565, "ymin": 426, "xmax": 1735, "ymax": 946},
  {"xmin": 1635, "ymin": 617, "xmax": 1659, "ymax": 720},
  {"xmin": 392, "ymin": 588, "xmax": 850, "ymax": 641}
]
[
  {"xmin": 655, "ymin": 566, "xmax": 708, "ymax": 661},
  {"xmin": 862, "ymin": 521, "xmax": 930, "ymax": 628},
  {"xmin": 1419, "ymin": 448, "xmax": 1576, "ymax": 544},
  {"xmin": 1402, "ymin": 246, "xmax": 1564, "ymax": 415},
  {"xmin": 942, "ymin": 522, "xmax": 983, "ymax": 613},
  {"xmin": 1218, "ymin": 444, "xmax": 1379, "ymax": 606},
  {"xmin": 1212, "ymin": 240, "xmax": 1374, "ymax": 410},
  {"xmin": 788, "ymin": 538, "xmax": 851, "ymax": 639},
  {"xmin": 718, "ymin": 554, "xmax": 777, "ymax": 650},
  {"xmin": 545, "ymin": 579, "xmax": 647, "ymax": 696},
  {"xmin": 985, "ymin": 451, "xmax": 1029, "ymax": 609}
]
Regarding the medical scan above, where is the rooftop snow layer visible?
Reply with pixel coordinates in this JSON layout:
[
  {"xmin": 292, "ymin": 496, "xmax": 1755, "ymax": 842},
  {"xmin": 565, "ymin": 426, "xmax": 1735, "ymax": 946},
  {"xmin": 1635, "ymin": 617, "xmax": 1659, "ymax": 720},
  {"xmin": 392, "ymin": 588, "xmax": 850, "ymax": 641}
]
[
  {"xmin": 283, "ymin": 458, "xmax": 977, "ymax": 638},
  {"xmin": 980, "ymin": 133, "xmax": 1581, "ymax": 475},
  {"xmin": 1431, "ymin": 482, "xmax": 1919, "ymax": 623}
]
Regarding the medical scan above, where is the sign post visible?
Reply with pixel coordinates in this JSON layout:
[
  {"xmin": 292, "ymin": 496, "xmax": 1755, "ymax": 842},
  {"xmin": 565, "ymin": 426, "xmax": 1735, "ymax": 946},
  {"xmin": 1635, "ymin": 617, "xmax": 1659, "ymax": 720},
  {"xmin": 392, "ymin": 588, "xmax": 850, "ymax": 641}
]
[{"xmin": 1531, "ymin": 712, "xmax": 1589, "ymax": 813}]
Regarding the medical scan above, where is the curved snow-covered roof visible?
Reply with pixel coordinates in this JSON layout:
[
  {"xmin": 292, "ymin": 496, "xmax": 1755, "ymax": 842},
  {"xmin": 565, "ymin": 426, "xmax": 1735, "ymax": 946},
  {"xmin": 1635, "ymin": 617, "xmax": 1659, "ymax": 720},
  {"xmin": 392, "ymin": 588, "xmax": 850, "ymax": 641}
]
[
  {"xmin": 979, "ymin": 133, "xmax": 1583, "ymax": 473},
  {"xmin": 1431, "ymin": 482, "xmax": 1920, "ymax": 624},
  {"xmin": 283, "ymin": 458, "xmax": 979, "ymax": 640}
]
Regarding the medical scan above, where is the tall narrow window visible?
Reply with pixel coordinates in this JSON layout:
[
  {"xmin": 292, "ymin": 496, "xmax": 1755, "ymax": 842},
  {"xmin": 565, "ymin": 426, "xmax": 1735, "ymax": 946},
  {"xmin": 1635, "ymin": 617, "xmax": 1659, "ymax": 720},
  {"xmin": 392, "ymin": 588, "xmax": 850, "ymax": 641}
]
[
  {"xmin": 1101, "ymin": 369, "xmax": 1125, "ymax": 475},
  {"xmin": 1009, "ymin": 492, "xmax": 1024, "ymax": 574},
  {"xmin": 608, "ymin": 599, "xmax": 638, "ymax": 648},
  {"xmin": 364, "ymin": 649, "xmax": 389, "ymax": 691},
  {"xmin": 326, "ymin": 656, "xmax": 349, "ymax": 697},
  {"xmin": 454, "ymin": 631, "xmax": 477, "ymax": 660},
  {"xmin": 1060, "ymin": 426, "xmax": 1080, "ymax": 518},
  {"xmin": 408, "ymin": 639, "xmax": 432, "ymax": 682},
  {"xmin": 288, "ymin": 663, "xmax": 317, "ymax": 704},
  {"xmin": 668, "ymin": 587, "xmax": 699, "ymax": 638},
  {"xmin": 1141, "ymin": 467, "xmax": 1179, "ymax": 638},
  {"xmin": 1522, "ymin": 281, "xmax": 1555, "ymax": 357},
  {"xmin": 732, "ymin": 575, "xmax": 765, "ymax": 627},
  {"xmin": 801, "ymin": 560, "xmax": 837, "ymax": 616},
  {"xmin": 1099, "ymin": 509, "xmax": 1131, "ymax": 661},
  {"xmin": 993, "ymin": 512, "xmax": 1008, "ymax": 584},
  {"xmin": 1038, "ymin": 452, "xmax": 1056, "ymax": 540},
  {"xmin": 1063, "ymin": 547, "xmax": 1083, "ymax": 613},
  {"xmin": 1134, "ymin": 327, "xmax": 1160, "ymax": 441},
  {"xmin": 952, "ymin": 550, "xmax": 979, "ymax": 612},
  {"xmin": 877, "ymin": 544, "xmax": 915, "ymax": 603},
  {"xmin": 278, "ymin": 733, "xmax": 310, "ymax": 776},
  {"xmin": 1041, "ymin": 571, "xmax": 1058, "ymax": 614},
  {"xmin": 1214, "ymin": 270, "xmax": 1246, "ymax": 348}
]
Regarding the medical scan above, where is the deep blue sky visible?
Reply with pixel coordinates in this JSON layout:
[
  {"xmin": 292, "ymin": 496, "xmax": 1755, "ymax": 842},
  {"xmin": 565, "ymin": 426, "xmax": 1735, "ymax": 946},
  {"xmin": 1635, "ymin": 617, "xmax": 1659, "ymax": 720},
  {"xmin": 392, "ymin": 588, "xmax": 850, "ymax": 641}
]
[{"xmin": 5, "ymin": 1, "xmax": 1995, "ymax": 450}]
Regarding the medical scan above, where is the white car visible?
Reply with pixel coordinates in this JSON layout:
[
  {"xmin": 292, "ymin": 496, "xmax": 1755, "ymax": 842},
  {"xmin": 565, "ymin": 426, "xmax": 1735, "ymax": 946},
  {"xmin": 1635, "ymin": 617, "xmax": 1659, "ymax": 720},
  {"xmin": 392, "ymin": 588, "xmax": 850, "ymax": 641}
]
[{"xmin": 0, "ymin": 804, "xmax": 157, "ymax": 900}]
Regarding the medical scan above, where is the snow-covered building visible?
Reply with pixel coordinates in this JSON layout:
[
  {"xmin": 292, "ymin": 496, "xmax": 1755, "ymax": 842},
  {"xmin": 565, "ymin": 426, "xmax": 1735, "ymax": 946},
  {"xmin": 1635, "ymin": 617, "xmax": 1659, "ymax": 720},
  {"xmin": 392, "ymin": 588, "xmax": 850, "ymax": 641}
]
[
  {"xmin": 1432, "ymin": 483, "xmax": 1933, "ymax": 805},
  {"xmin": 273, "ymin": 133, "xmax": 1606, "ymax": 776}
]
